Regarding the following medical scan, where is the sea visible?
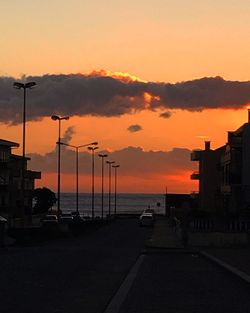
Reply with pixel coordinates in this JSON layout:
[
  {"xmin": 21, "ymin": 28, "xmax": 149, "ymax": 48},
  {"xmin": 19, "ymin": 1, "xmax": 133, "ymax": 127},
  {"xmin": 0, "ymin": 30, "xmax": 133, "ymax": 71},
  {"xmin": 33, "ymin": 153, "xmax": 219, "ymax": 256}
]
[{"xmin": 56, "ymin": 193, "xmax": 166, "ymax": 217}]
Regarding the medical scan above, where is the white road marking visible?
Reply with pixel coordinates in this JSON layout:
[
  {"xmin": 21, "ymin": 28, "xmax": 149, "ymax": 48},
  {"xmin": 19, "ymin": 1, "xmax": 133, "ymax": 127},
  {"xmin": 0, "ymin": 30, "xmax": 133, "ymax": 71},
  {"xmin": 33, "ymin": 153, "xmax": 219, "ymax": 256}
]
[
  {"xmin": 201, "ymin": 251, "xmax": 250, "ymax": 284},
  {"xmin": 104, "ymin": 254, "xmax": 145, "ymax": 313}
]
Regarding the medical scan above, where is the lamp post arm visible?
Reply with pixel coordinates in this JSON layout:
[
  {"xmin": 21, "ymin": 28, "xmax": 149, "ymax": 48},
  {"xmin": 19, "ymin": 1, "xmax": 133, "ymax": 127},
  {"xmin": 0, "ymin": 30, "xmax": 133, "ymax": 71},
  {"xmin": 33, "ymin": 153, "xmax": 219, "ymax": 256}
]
[
  {"xmin": 78, "ymin": 142, "xmax": 98, "ymax": 149},
  {"xmin": 59, "ymin": 142, "xmax": 76, "ymax": 149}
]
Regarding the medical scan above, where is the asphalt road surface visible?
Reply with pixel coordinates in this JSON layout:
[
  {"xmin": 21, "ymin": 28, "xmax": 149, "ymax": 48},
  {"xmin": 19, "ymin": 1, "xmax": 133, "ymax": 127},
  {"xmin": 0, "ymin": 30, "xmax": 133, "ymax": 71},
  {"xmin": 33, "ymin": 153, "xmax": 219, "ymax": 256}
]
[
  {"xmin": 118, "ymin": 252, "xmax": 250, "ymax": 313},
  {"xmin": 2, "ymin": 219, "xmax": 250, "ymax": 313},
  {"xmin": 0, "ymin": 219, "xmax": 151, "ymax": 313}
]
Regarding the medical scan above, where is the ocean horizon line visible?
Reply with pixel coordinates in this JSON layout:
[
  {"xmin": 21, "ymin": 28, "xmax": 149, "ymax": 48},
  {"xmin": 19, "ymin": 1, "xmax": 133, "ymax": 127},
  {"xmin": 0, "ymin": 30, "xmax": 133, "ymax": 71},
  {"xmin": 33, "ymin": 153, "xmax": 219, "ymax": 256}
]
[{"xmin": 60, "ymin": 191, "xmax": 185, "ymax": 195}]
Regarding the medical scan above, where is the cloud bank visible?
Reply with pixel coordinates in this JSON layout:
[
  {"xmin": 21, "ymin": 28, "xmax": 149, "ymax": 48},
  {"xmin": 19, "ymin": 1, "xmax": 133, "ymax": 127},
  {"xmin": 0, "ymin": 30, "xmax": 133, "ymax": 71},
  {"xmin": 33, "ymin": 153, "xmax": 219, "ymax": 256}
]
[
  {"xmin": 1, "ymin": 71, "xmax": 250, "ymax": 124},
  {"xmin": 28, "ymin": 145, "xmax": 194, "ymax": 178}
]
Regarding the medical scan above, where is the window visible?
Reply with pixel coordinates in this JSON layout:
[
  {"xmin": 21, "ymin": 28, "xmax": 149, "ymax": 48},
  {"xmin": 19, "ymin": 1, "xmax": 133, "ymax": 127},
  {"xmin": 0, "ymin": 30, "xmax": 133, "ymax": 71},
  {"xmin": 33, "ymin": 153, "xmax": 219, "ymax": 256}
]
[{"xmin": 0, "ymin": 150, "xmax": 9, "ymax": 162}]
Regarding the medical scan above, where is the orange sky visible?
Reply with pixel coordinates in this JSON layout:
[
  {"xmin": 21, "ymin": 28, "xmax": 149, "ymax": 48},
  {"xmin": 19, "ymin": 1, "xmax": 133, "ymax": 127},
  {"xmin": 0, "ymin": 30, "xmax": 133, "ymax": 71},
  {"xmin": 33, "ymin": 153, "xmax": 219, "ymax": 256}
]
[
  {"xmin": 1, "ymin": 0, "xmax": 250, "ymax": 193},
  {"xmin": 1, "ymin": 106, "xmax": 246, "ymax": 194},
  {"xmin": 2, "ymin": 108, "xmax": 247, "ymax": 156}
]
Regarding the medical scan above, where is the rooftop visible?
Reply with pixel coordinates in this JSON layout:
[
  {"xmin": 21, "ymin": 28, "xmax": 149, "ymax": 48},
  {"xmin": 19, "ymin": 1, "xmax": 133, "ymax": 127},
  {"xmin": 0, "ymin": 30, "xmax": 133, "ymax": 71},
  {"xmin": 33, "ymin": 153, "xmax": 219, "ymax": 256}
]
[{"xmin": 0, "ymin": 139, "xmax": 19, "ymax": 148}]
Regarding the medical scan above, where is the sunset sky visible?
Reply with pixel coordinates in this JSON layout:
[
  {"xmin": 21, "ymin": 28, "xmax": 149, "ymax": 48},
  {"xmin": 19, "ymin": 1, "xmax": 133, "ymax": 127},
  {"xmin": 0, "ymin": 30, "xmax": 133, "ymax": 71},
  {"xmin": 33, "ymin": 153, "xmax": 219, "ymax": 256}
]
[{"xmin": 1, "ymin": 0, "xmax": 250, "ymax": 193}]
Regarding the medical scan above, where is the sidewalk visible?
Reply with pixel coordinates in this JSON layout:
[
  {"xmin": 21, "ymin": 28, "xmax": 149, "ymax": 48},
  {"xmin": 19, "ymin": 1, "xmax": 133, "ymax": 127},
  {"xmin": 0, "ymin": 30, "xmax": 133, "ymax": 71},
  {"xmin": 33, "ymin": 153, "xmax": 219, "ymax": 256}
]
[
  {"xmin": 146, "ymin": 217, "xmax": 183, "ymax": 249},
  {"xmin": 149, "ymin": 217, "xmax": 250, "ymax": 280}
]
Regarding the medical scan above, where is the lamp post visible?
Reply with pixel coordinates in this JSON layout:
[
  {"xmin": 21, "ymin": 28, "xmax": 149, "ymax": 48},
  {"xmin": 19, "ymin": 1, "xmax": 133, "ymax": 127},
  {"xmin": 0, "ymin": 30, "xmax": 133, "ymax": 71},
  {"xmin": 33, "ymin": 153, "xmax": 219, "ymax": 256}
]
[
  {"xmin": 98, "ymin": 154, "xmax": 108, "ymax": 219},
  {"xmin": 13, "ymin": 81, "xmax": 36, "ymax": 223},
  {"xmin": 106, "ymin": 160, "xmax": 115, "ymax": 217},
  {"xmin": 112, "ymin": 165, "xmax": 120, "ymax": 217},
  {"xmin": 51, "ymin": 115, "xmax": 69, "ymax": 217},
  {"xmin": 59, "ymin": 142, "xmax": 98, "ymax": 215},
  {"xmin": 88, "ymin": 146, "xmax": 99, "ymax": 219}
]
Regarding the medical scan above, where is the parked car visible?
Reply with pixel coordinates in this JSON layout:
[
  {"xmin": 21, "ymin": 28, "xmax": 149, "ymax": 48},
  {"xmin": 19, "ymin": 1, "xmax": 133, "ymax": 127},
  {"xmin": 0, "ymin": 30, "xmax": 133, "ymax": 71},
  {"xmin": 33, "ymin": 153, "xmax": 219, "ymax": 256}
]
[
  {"xmin": 41, "ymin": 214, "xmax": 58, "ymax": 226},
  {"xmin": 144, "ymin": 208, "xmax": 155, "ymax": 216},
  {"xmin": 59, "ymin": 213, "xmax": 74, "ymax": 224},
  {"xmin": 139, "ymin": 212, "xmax": 154, "ymax": 227},
  {"xmin": 70, "ymin": 211, "xmax": 86, "ymax": 223}
]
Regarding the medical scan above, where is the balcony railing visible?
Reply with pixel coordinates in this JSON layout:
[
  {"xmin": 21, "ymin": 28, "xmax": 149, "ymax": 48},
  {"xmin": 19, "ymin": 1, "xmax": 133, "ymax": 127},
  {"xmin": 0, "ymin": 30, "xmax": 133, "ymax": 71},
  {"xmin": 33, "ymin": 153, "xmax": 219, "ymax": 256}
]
[
  {"xmin": 0, "ymin": 176, "xmax": 9, "ymax": 185},
  {"xmin": 190, "ymin": 171, "xmax": 200, "ymax": 180},
  {"xmin": 26, "ymin": 170, "xmax": 41, "ymax": 179},
  {"xmin": 220, "ymin": 185, "xmax": 231, "ymax": 193},
  {"xmin": 190, "ymin": 191, "xmax": 199, "ymax": 198}
]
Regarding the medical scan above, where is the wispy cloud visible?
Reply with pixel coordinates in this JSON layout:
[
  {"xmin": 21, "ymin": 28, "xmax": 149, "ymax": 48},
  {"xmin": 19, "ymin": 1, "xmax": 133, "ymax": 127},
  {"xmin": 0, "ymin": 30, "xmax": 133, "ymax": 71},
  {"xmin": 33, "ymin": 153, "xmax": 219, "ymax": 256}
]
[
  {"xmin": 1, "ymin": 72, "xmax": 250, "ymax": 124},
  {"xmin": 195, "ymin": 135, "xmax": 210, "ymax": 139},
  {"xmin": 61, "ymin": 126, "xmax": 75, "ymax": 144}
]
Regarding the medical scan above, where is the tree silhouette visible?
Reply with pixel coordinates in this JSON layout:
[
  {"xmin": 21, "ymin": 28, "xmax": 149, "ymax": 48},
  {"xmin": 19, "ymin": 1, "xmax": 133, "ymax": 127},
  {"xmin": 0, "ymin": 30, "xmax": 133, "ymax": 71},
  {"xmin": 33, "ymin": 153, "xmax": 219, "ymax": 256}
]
[{"xmin": 33, "ymin": 187, "xmax": 57, "ymax": 214}]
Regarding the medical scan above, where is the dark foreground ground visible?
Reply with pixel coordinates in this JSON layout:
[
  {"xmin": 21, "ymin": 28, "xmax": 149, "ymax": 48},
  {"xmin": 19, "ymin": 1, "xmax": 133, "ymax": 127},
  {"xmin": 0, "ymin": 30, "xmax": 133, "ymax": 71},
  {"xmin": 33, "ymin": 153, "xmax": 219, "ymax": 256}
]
[
  {"xmin": 119, "ymin": 252, "xmax": 250, "ymax": 313},
  {"xmin": 0, "ymin": 219, "xmax": 151, "ymax": 313},
  {"xmin": 1, "ymin": 218, "xmax": 250, "ymax": 313}
]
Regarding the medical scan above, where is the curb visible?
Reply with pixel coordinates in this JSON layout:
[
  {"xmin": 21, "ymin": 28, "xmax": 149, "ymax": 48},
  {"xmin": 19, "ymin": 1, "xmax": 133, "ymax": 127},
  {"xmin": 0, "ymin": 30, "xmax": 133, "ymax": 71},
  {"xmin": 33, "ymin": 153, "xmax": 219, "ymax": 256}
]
[{"xmin": 200, "ymin": 251, "xmax": 250, "ymax": 284}]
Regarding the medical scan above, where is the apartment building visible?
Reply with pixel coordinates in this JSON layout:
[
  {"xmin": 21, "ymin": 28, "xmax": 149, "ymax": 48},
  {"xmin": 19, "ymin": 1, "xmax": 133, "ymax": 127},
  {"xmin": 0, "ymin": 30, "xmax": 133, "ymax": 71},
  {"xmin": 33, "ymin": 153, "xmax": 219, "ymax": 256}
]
[
  {"xmin": 0, "ymin": 139, "xmax": 41, "ymax": 220},
  {"xmin": 191, "ymin": 111, "xmax": 250, "ymax": 216},
  {"xmin": 191, "ymin": 142, "xmax": 225, "ymax": 213}
]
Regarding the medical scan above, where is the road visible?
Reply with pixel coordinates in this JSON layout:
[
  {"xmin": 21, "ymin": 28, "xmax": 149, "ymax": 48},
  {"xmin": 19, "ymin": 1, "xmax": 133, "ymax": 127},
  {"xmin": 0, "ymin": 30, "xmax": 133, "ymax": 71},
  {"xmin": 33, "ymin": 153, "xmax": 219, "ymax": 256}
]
[
  {"xmin": 118, "ymin": 252, "xmax": 250, "ymax": 313},
  {"xmin": 1, "ymin": 218, "xmax": 250, "ymax": 313},
  {"xmin": 0, "ymin": 218, "xmax": 151, "ymax": 313}
]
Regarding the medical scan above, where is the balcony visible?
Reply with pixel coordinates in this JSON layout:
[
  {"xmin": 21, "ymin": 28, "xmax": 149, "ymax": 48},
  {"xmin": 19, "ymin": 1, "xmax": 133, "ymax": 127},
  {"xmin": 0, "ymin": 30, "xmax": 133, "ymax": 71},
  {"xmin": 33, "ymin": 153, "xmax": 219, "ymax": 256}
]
[
  {"xmin": 228, "ymin": 136, "xmax": 242, "ymax": 147},
  {"xmin": 221, "ymin": 185, "xmax": 231, "ymax": 193},
  {"xmin": 191, "ymin": 150, "xmax": 202, "ymax": 161},
  {"xmin": 26, "ymin": 170, "xmax": 41, "ymax": 179},
  {"xmin": 190, "ymin": 171, "xmax": 200, "ymax": 180},
  {"xmin": 190, "ymin": 191, "xmax": 199, "ymax": 199},
  {"xmin": 0, "ymin": 172, "xmax": 9, "ymax": 185},
  {"xmin": 0, "ymin": 176, "xmax": 9, "ymax": 190}
]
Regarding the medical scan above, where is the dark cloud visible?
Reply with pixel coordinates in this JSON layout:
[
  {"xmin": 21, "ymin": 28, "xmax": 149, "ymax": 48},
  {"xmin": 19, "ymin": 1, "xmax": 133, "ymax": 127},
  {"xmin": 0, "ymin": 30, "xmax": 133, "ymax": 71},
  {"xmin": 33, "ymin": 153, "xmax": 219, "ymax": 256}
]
[
  {"xmin": 1, "ymin": 73, "xmax": 250, "ymax": 124},
  {"xmin": 127, "ymin": 124, "xmax": 143, "ymax": 132},
  {"xmin": 159, "ymin": 111, "xmax": 172, "ymax": 119}
]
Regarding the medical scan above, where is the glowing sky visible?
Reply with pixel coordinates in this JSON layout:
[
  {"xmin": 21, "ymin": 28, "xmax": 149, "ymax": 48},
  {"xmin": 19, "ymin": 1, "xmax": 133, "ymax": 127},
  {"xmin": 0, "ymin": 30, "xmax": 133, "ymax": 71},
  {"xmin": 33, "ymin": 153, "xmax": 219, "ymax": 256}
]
[{"xmin": 1, "ymin": 0, "xmax": 250, "ymax": 193}]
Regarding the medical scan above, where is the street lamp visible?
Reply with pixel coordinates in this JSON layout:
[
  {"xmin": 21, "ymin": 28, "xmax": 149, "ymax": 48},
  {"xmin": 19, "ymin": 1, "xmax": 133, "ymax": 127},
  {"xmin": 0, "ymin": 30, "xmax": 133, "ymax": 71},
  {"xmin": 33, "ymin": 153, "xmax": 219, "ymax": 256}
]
[
  {"xmin": 51, "ymin": 115, "xmax": 69, "ymax": 217},
  {"xmin": 106, "ymin": 160, "xmax": 115, "ymax": 217},
  {"xmin": 59, "ymin": 141, "xmax": 98, "ymax": 215},
  {"xmin": 112, "ymin": 165, "xmax": 120, "ymax": 217},
  {"xmin": 98, "ymin": 154, "xmax": 108, "ymax": 219},
  {"xmin": 88, "ymin": 146, "xmax": 99, "ymax": 219},
  {"xmin": 13, "ymin": 81, "xmax": 36, "ymax": 223}
]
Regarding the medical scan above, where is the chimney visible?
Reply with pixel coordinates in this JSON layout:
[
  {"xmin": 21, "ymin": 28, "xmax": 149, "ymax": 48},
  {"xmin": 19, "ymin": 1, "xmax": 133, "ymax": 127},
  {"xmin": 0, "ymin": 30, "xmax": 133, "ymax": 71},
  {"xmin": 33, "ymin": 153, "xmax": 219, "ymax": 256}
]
[
  {"xmin": 205, "ymin": 141, "xmax": 210, "ymax": 151},
  {"xmin": 248, "ymin": 109, "xmax": 250, "ymax": 123}
]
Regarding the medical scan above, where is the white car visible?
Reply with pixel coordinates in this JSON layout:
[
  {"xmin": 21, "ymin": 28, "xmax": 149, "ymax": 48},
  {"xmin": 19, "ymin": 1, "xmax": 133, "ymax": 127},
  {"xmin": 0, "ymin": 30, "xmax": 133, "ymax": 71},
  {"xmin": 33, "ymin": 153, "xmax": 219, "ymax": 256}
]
[
  {"xmin": 41, "ymin": 214, "xmax": 58, "ymax": 225},
  {"xmin": 139, "ymin": 213, "xmax": 154, "ymax": 227}
]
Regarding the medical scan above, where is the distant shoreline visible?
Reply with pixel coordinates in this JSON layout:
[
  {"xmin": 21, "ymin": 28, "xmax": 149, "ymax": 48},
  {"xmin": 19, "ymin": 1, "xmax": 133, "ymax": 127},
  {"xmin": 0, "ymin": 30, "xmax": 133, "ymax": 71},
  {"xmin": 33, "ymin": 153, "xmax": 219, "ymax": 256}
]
[{"xmin": 60, "ymin": 192, "xmax": 184, "ymax": 195}]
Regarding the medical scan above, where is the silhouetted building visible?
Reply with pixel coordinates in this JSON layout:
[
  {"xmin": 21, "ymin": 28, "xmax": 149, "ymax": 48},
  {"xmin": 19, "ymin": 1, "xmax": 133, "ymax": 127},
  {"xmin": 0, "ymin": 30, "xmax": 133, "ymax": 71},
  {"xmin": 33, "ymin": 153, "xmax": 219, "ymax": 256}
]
[
  {"xmin": 165, "ymin": 193, "xmax": 198, "ymax": 217},
  {"xmin": 191, "ymin": 142, "xmax": 225, "ymax": 213},
  {"xmin": 191, "ymin": 110, "xmax": 250, "ymax": 216},
  {"xmin": 0, "ymin": 139, "xmax": 41, "ymax": 220},
  {"xmin": 220, "ymin": 114, "xmax": 250, "ymax": 214}
]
